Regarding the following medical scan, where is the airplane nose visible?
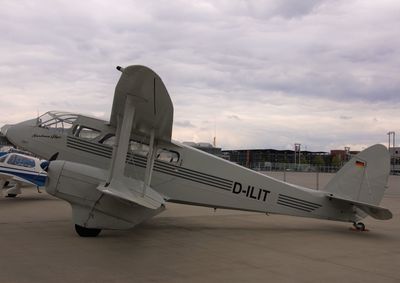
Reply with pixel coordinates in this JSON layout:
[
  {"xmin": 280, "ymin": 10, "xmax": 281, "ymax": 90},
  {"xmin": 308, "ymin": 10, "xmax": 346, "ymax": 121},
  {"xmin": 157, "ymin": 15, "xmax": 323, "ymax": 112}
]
[
  {"xmin": 4, "ymin": 124, "xmax": 21, "ymax": 146},
  {"xmin": 0, "ymin": 125, "xmax": 13, "ymax": 147},
  {"xmin": 2, "ymin": 118, "xmax": 38, "ymax": 148}
]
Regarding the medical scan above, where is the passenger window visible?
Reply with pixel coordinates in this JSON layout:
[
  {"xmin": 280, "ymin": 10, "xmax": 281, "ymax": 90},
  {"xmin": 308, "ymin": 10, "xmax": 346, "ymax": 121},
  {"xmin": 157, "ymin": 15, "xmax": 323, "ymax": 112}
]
[
  {"xmin": 129, "ymin": 140, "xmax": 149, "ymax": 157},
  {"xmin": 7, "ymin": 155, "xmax": 35, "ymax": 168},
  {"xmin": 99, "ymin": 134, "xmax": 116, "ymax": 146},
  {"xmin": 73, "ymin": 125, "xmax": 101, "ymax": 140},
  {"xmin": 101, "ymin": 137, "xmax": 179, "ymax": 164},
  {"xmin": 157, "ymin": 149, "xmax": 179, "ymax": 163}
]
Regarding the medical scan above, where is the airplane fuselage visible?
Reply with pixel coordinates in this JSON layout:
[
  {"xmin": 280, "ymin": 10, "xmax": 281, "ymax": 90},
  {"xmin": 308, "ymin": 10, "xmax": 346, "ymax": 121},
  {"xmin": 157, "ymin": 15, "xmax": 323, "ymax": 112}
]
[{"xmin": 5, "ymin": 112, "xmax": 359, "ymax": 223}]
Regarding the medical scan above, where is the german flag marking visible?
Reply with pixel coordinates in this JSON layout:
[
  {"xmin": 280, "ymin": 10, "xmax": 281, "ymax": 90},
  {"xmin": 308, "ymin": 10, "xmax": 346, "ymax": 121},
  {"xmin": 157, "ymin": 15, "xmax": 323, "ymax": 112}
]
[{"xmin": 355, "ymin": 160, "xmax": 365, "ymax": 167}]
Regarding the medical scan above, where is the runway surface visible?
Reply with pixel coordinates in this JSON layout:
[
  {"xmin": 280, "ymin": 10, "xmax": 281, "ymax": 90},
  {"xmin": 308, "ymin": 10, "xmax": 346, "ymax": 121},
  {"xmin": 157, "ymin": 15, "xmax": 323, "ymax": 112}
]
[{"xmin": 0, "ymin": 172, "xmax": 399, "ymax": 282}]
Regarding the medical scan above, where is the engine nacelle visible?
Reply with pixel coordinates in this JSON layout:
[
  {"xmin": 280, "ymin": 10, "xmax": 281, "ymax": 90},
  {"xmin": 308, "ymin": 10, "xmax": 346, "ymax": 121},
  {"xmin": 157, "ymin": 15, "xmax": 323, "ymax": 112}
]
[{"xmin": 46, "ymin": 160, "xmax": 164, "ymax": 230}]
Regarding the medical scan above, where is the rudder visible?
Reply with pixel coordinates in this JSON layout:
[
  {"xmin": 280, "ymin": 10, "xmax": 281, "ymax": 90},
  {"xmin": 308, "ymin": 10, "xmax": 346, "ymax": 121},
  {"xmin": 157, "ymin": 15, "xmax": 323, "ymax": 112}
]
[{"xmin": 324, "ymin": 144, "xmax": 390, "ymax": 206}]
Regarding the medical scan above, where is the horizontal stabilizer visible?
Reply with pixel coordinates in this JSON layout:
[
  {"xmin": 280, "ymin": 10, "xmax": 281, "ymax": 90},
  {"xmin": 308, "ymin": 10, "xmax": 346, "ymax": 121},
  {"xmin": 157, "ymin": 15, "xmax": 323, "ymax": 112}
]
[
  {"xmin": 97, "ymin": 178, "xmax": 165, "ymax": 210},
  {"xmin": 327, "ymin": 194, "xmax": 392, "ymax": 220}
]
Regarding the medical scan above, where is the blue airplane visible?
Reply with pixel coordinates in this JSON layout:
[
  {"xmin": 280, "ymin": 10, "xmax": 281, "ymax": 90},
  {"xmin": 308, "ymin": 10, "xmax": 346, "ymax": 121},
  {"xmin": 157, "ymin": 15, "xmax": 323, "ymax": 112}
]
[{"xmin": 0, "ymin": 152, "xmax": 47, "ymax": 197}]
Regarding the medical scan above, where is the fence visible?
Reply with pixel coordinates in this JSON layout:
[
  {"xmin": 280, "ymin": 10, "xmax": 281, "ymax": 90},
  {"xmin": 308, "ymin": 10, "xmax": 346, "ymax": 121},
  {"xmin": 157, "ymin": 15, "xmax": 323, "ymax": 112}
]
[{"xmin": 251, "ymin": 162, "xmax": 341, "ymax": 173}]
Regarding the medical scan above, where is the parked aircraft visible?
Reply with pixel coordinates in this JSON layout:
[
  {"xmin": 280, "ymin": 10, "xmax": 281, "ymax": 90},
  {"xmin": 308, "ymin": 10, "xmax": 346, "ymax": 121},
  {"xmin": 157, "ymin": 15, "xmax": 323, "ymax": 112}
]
[
  {"xmin": 2, "ymin": 65, "xmax": 392, "ymax": 237},
  {"xmin": 0, "ymin": 152, "xmax": 47, "ymax": 197}
]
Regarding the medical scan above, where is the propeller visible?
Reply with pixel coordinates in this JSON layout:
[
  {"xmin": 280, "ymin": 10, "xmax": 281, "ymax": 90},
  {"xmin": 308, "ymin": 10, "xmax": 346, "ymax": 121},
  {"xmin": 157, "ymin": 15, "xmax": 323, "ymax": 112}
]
[{"xmin": 40, "ymin": 152, "xmax": 59, "ymax": 172}]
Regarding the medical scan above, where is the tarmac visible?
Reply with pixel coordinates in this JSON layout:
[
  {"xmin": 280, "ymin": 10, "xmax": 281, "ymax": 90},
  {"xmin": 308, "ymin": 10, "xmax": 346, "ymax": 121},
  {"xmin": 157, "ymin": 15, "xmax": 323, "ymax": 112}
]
[{"xmin": 0, "ymin": 172, "xmax": 399, "ymax": 283}]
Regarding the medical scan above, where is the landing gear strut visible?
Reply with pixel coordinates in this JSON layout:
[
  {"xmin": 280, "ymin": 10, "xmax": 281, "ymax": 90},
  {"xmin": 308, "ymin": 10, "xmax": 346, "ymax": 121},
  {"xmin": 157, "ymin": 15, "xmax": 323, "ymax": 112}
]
[
  {"xmin": 353, "ymin": 222, "xmax": 366, "ymax": 231},
  {"xmin": 75, "ymin": 224, "xmax": 102, "ymax": 237}
]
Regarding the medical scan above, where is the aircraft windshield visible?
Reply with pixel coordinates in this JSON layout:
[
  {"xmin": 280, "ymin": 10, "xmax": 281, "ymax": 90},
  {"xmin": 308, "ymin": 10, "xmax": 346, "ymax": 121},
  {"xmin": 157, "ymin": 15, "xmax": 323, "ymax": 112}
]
[{"xmin": 38, "ymin": 111, "xmax": 78, "ymax": 130}]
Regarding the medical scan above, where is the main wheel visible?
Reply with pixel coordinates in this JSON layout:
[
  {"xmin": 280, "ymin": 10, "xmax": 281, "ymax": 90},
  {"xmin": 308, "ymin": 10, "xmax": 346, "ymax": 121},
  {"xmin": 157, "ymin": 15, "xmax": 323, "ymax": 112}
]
[
  {"xmin": 74, "ymin": 224, "xmax": 102, "ymax": 237},
  {"xmin": 354, "ymin": 222, "xmax": 366, "ymax": 231},
  {"xmin": 6, "ymin": 194, "xmax": 17, "ymax": 198}
]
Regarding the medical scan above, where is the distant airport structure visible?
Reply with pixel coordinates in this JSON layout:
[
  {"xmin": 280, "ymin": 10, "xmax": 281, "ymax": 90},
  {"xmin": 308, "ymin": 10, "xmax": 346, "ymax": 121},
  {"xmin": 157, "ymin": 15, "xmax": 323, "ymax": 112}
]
[
  {"xmin": 389, "ymin": 147, "xmax": 400, "ymax": 174},
  {"xmin": 182, "ymin": 142, "xmax": 223, "ymax": 157},
  {"xmin": 187, "ymin": 142, "xmax": 373, "ymax": 173},
  {"xmin": 187, "ymin": 141, "xmax": 399, "ymax": 175}
]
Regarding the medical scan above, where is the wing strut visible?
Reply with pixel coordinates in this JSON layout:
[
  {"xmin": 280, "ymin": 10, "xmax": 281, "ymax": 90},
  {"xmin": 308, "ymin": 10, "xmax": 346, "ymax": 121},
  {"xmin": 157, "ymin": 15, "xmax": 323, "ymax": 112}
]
[
  {"xmin": 143, "ymin": 128, "xmax": 156, "ymax": 196},
  {"xmin": 106, "ymin": 95, "xmax": 135, "ymax": 183},
  {"xmin": 97, "ymin": 66, "xmax": 166, "ymax": 209}
]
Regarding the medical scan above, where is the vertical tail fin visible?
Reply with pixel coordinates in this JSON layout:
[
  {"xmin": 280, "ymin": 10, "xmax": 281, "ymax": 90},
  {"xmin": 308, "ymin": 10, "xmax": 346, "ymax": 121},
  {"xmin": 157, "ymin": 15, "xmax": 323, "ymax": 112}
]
[{"xmin": 324, "ymin": 144, "xmax": 390, "ymax": 206}]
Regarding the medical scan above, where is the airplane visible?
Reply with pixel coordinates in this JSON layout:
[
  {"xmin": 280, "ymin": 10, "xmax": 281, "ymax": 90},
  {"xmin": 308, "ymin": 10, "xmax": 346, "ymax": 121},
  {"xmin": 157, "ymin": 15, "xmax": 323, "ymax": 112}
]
[
  {"xmin": 0, "ymin": 152, "xmax": 47, "ymax": 197},
  {"xmin": 2, "ymin": 65, "xmax": 392, "ymax": 237}
]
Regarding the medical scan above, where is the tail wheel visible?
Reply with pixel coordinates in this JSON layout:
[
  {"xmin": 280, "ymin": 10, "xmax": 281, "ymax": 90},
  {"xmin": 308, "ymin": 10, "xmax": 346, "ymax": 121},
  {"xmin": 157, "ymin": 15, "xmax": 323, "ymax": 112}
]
[
  {"xmin": 354, "ymin": 222, "xmax": 366, "ymax": 231},
  {"xmin": 74, "ymin": 224, "xmax": 102, "ymax": 237}
]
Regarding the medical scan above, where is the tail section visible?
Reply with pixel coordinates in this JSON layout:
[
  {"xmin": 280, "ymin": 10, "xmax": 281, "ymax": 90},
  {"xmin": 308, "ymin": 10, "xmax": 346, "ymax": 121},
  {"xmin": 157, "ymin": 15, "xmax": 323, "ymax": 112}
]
[{"xmin": 324, "ymin": 144, "xmax": 390, "ymax": 206}]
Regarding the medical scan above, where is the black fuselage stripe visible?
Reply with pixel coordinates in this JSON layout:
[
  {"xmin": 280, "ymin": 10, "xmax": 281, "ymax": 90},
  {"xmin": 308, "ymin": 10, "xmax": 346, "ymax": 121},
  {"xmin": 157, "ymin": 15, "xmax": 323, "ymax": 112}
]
[
  {"xmin": 153, "ymin": 164, "xmax": 232, "ymax": 187},
  {"xmin": 277, "ymin": 198, "xmax": 317, "ymax": 211},
  {"xmin": 68, "ymin": 140, "xmax": 234, "ymax": 191},
  {"xmin": 127, "ymin": 154, "xmax": 233, "ymax": 186},
  {"xmin": 154, "ymin": 166, "xmax": 232, "ymax": 190},
  {"xmin": 155, "ymin": 161, "xmax": 234, "ymax": 184},
  {"xmin": 278, "ymin": 196, "xmax": 321, "ymax": 209},
  {"xmin": 67, "ymin": 136, "xmax": 112, "ymax": 151},
  {"xmin": 129, "ymin": 153, "xmax": 234, "ymax": 184},
  {"xmin": 277, "ymin": 201, "xmax": 313, "ymax": 212},
  {"xmin": 67, "ymin": 144, "xmax": 112, "ymax": 158},
  {"xmin": 67, "ymin": 141, "xmax": 112, "ymax": 155},
  {"xmin": 279, "ymin": 194, "xmax": 322, "ymax": 207},
  {"xmin": 127, "ymin": 160, "xmax": 231, "ymax": 191},
  {"xmin": 155, "ymin": 167, "xmax": 231, "ymax": 191},
  {"xmin": 67, "ymin": 140, "xmax": 112, "ymax": 155}
]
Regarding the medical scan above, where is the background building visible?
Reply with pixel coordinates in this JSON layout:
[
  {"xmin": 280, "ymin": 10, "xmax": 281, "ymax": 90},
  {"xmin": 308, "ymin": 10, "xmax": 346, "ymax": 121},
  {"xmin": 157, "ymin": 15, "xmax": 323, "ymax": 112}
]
[{"xmin": 389, "ymin": 147, "xmax": 400, "ymax": 174}]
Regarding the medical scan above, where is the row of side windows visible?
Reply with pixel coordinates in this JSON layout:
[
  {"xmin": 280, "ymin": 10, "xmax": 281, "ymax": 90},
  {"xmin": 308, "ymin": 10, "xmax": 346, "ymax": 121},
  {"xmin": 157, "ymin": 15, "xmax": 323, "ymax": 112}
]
[
  {"xmin": 129, "ymin": 140, "xmax": 180, "ymax": 163},
  {"xmin": 99, "ymin": 135, "xmax": 180, "ymax": 163},
  {"xmin": 74, "ymin": 130, "xmax": 180, "ymax": 164}
]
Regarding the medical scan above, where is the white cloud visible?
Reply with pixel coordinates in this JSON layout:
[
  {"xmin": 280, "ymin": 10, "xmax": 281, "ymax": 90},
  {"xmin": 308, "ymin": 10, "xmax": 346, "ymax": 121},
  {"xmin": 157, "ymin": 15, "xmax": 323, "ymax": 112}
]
[{"xmin": 0, "ymin": 0, "xmax": 399, "ymax": 151}]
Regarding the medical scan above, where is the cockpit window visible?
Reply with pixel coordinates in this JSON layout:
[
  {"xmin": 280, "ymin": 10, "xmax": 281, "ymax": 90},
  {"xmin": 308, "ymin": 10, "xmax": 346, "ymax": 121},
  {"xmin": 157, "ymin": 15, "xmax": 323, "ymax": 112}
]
[
  {"xmin": 73, "ymin": 125, "xmax": 101, "ymax": 140},
  {"xmin": 7, "ymin": 154, "xmax": 35, "ymax": 168},
  {"xmin": 38, "ymin": 111, "xmax": 77, "ymax": 130},
  {"xmin": 0, "ymin": 155, "xmax": 6, "ymax": 163}
]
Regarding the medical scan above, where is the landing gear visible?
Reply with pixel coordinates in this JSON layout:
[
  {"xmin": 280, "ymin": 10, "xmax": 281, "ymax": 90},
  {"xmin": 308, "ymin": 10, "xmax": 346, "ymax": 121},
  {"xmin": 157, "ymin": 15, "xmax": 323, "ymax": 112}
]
[
  {"xmin": 353, "ymin": 222, "xmax": 366, "ymax": 231},
  {"xmin": 6, "ymin": 194, "xmax": 17, "ymax": 198},
  {"xmin": 75, "ymin": 224, "xmax": 102, "ymax": 237}
]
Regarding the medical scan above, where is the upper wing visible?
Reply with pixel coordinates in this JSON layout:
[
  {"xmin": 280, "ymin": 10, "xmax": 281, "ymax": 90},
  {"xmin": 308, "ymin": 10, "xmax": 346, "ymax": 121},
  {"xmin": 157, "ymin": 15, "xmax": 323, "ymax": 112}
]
[{"xmin": 109, "ymin": 65, "xmax": 173, "ymax": 142}]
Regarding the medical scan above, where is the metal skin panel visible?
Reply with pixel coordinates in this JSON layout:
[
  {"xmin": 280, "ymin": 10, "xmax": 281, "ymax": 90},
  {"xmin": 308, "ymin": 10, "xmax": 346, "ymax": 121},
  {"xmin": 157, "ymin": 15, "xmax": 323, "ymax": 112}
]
[
  {"xmin": 46, "ymin": 160, "xmax": 165, "ymax": 229},
  {"xmin": 3, "ymin": 65, "xmax": 392, "ymax": 230},
  {"xmin": 12, "ymin": 119, "xmax": 360, "ymax": 225}
]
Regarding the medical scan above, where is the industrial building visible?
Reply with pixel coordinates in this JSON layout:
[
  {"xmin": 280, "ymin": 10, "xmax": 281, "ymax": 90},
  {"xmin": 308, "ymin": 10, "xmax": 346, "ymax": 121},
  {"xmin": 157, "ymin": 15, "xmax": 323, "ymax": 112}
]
[
  {"xmin": 389, "ymin": 147, "xmax": 400, "ymax": 174},
  {"xmin": 188, "ymin": 142, "xmax": 361, "ymax": 172}
]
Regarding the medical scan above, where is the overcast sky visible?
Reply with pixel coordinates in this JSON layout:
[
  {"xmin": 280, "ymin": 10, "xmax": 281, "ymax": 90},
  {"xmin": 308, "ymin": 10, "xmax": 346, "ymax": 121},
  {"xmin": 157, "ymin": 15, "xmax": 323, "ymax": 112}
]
[{"xmin": 1, "ymin": 0, "xmax": 399, "ymax": 151}]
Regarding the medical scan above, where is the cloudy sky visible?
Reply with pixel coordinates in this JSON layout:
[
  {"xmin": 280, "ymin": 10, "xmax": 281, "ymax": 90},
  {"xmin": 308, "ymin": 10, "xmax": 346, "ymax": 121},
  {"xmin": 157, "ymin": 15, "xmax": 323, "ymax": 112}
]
[{"xmin": 0, "ymin": 0, "xmax": 399, "ymax": 151}]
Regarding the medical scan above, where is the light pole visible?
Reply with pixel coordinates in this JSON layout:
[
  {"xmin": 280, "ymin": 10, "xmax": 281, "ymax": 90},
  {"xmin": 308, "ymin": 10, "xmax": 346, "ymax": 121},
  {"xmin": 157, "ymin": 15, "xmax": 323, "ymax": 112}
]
[
  {"xmin": 294, "ymin": 143, "xmax": 301, "ymax": 169},
  {"xmin": 388, "ymin": 131, "xmax": 395, "ymax": 173}
]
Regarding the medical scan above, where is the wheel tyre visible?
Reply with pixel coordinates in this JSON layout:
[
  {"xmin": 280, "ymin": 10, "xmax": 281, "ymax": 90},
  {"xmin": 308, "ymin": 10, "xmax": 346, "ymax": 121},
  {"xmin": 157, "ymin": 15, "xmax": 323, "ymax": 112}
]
[
  {"xmin": 6, "ymin": 194, "xmax": 17, "ymax": 198},
  {"xmin": 355, "ymin": 222, "xmax": 365, "ymax": 231},
  {"xmin": 75, "ymin": 224, "xmax": 102, "ymax": 237}
]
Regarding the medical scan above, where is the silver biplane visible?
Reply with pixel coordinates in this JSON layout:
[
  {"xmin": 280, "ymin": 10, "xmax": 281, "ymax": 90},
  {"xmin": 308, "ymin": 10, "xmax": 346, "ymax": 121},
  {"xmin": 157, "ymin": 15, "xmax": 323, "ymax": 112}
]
[{"xmin": 3, "ymin": 65, "xmax": 392, "ymax": 237}]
